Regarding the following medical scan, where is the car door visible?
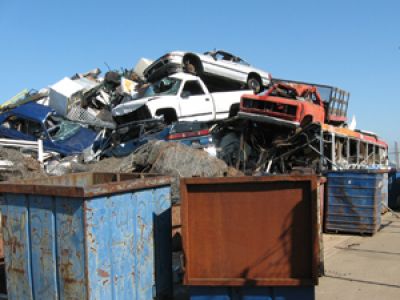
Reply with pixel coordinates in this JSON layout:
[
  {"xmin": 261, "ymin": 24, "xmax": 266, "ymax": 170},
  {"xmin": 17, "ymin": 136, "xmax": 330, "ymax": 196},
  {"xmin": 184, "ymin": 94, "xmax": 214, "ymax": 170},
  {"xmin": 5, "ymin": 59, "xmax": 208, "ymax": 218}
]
[
  {"xmin": 0, "ymin": 114, "xmax": 59, "ymax": 150},
  {"xmin": 205, "ymin": 52, "xmax": 247, "ymax": 83},
  {"xmin": 178, "ymin": 80, "xmax": 215, "ymax": 121}
]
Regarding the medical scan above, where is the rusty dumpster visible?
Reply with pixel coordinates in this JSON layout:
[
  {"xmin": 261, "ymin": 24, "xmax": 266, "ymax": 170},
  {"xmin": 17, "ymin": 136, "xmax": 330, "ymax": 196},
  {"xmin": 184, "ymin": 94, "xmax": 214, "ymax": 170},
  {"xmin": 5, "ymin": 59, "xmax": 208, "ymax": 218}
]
[
  {"xmin": 0, "ymin": 172, "xmax": 172, "ymax": 300},
  {"xmin": 181, "ymin": 175, "xmax": 320, "ymax": 287}
]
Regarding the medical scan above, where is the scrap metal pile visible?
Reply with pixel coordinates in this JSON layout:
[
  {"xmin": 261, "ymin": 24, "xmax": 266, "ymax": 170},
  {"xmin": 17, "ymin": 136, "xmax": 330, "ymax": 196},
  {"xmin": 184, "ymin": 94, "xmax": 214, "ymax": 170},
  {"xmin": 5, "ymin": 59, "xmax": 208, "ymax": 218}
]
[{"xmin": 0, "ymin": 50, "xmax": 389, "ymax": 180}]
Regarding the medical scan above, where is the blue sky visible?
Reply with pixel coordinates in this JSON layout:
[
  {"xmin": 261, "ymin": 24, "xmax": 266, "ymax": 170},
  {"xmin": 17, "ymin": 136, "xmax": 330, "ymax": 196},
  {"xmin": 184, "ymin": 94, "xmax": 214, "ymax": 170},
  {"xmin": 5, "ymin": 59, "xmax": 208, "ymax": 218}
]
[{"xmin": 0, "ymin": 0, "xmax": 399, "ymax": 149}]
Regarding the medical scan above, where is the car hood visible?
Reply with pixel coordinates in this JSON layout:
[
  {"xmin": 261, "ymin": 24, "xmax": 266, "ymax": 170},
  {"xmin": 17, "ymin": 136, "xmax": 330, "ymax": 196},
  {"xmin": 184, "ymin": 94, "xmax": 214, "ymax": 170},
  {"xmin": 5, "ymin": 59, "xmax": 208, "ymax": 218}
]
[
  {"xmin": 54, "ymin": 127, "xmax": 97, "ymax": 153},
  {"xmin": 112, "ymin": 95, "xmax": 175, "ymax": 117},
  {"xmin": 112, "ymin": 98, "xmax": 149, "ymax": 117}
]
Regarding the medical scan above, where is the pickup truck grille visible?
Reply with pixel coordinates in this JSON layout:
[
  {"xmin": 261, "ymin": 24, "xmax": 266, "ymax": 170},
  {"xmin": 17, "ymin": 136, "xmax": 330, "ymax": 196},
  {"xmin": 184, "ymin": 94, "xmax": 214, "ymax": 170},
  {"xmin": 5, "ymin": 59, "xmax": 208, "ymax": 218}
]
[{"xmin": 242, "ymin": 98, "xmax": 297, "ymax": 117}]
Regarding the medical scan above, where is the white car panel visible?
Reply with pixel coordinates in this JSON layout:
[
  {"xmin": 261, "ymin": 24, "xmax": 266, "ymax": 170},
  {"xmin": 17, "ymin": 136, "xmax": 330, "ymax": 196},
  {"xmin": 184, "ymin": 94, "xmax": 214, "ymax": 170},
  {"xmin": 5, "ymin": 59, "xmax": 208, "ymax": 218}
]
[
  {"xmin": 112, "ymin": 73, "xmax": 251, "ymax": 123},
  {"xmin": 144, "ymin": 50, "xmax": 271, "ymax": 88}
]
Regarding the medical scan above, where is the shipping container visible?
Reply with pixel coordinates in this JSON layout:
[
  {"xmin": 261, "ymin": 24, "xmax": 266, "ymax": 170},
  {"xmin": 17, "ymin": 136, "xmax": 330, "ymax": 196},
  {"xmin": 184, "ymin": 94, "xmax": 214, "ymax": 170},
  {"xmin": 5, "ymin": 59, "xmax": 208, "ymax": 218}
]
[
  {"xmin": 189, "ymin": 286, "xmax": 315, "ymax": 300},
  {"xmin": 0, "ymin": 172, "xmax": 172, "ymax": 300},
  {"xmin": 181, "ymin": 176, "xmax": 319, "ymax": 287},
  {"xmin": 324, "ymin": 170, "xmax": 384, "ymax": 235}
]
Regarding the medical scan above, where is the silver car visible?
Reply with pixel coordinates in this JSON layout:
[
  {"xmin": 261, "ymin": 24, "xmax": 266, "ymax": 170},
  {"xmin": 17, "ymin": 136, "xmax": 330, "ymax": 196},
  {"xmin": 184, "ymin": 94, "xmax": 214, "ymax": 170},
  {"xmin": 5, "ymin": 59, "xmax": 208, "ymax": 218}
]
[{"xmin": 143, "ymin": 50, "xmax": 272, "ymax": 93}]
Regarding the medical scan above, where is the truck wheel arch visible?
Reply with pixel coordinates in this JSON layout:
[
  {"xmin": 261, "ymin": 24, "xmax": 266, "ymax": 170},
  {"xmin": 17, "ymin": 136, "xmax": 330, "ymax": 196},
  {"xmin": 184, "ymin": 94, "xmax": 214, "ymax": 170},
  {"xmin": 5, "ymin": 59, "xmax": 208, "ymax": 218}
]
[
  {"xmin": 229, "ymin": 103, "xmax": 240, "ymax": 117},
  {"xmin": 182, "ymin": 54, "xmax": 203, "ymax": 76},
  {"xmin": 300, "ymin": 115, "xmax": 314, "ymax": 127},
  {"xmin": 155, "ymin": 108, "xmax": 178, "ymax": 124}
]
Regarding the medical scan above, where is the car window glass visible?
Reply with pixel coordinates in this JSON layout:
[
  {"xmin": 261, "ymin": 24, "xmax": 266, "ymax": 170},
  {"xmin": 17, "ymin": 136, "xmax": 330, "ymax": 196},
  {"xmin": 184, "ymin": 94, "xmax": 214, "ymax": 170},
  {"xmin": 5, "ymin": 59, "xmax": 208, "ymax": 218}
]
[
  {"xmin": 215, "ymin": 52, "xmax": 233, "ymax": 62},
  {"xmin": 26, "ymin": 120, "xmax": 44, "ymax": 138},
  {"xmin": 140, "ymin": 78, "xmax": 181, "ymax": 99},
  {"xmin": 45, "ymin": 115, "xmax": 82, "ymax": 141},
  {"xmin": 2, "ymin": 115, "xmax": 29, "ymax": 134},
  {"xmin": 182, "ymin": 81, "xmax": 205, "ymax": 96},
  {"xmin": 270, "ymin": 86, "xmax": 297, "ymax": 99}
]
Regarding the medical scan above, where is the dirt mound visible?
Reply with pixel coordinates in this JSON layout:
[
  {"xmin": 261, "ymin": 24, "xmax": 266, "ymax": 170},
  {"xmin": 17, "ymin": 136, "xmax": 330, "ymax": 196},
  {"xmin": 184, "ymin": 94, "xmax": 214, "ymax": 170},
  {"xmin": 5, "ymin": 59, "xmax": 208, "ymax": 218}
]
[{"xmin": 0, "ymin": 147, "xmax": 46, "ymax": 182}]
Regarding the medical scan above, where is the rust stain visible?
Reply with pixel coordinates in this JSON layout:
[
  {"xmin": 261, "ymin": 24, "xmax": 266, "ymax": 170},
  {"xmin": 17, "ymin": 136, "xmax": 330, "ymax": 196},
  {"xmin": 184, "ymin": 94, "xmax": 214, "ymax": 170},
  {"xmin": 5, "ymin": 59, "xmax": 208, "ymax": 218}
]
[
  {"xmin": 63, "ymin": 277, "xmax": 83, "ymax": 284},
  {"xmin": 9, "ymin": 268, "xmax": 25, "ymax": 274},
  {"xmin": 97, "ymin": 269, "xmax": 110, "ymax": 278}
]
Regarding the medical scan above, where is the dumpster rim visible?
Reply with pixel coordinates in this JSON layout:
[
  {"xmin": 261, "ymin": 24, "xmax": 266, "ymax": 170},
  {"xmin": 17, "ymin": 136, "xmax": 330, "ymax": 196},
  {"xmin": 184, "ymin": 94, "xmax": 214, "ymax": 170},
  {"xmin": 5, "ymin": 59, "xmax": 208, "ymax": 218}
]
[{"xmin": 0, "ymin": 172, "xmax": 173, "ymax": 198}]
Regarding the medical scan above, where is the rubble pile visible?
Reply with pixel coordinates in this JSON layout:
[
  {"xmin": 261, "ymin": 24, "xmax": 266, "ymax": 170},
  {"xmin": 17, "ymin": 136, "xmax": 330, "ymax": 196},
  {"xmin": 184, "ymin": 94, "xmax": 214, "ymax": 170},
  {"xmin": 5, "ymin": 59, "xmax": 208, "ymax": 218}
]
[
  {"xmin": 0, "ymin": 49, "xmax": 389, "ymax": 183},
  {"xmin": 0, "ymin": 147, "xmax": 45, "ymax": 181}
]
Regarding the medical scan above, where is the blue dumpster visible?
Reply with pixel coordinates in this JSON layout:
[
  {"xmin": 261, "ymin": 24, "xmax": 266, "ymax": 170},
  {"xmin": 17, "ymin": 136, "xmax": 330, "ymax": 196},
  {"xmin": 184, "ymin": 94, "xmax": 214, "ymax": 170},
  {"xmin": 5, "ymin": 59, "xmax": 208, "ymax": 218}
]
[
  {"xmin": 324, "ymin": 170, "xmax": 385, "ymax": 235},
  {"xmin": 189, "ymin": 286, "xmax": 315, "ymax": 300},
  {"xmin": 381, "ymin": 173, "xmax": 388, "ymax": 213},
  {"xmin": 0, "ymin": 172, "xmax": 172, "ymax": 300},
  {"xmin": 388, "ymin": 171, "xmax": 400, "ymax": 209}
]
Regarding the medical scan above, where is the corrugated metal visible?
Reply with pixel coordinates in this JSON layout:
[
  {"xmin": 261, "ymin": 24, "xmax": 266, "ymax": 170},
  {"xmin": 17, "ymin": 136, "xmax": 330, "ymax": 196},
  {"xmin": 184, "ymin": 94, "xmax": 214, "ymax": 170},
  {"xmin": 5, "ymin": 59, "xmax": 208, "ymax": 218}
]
[
  {"xmin": 388, "ymin": 171, "xmax": 400, "ymax": 209},
  {"xmin": 189, "ymin": 286, "xmax": 315, "ymax": 300},
  {"xmin": 317, "ymin": 177, "xmax": 326, "ymax": 276},
  {"xmin": 324, "ymin": 171, "xmax": 384, "ymax": 235},
  {"xmin": 381, "ymin": 173, "xmax": 388, "ymax": 214},
  {"xmin": 0, "ymin": 172, "xmax": 172, "ymax": 300},
  {"xmin": 181, "ymin": 176, "xmax": 319, "ymax": 287}
]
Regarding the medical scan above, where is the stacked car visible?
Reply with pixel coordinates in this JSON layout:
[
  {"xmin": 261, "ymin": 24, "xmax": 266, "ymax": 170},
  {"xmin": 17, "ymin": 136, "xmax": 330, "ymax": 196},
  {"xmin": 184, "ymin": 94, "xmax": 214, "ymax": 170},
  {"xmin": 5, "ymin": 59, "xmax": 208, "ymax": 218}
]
[{"xmin": 0, "ymin": 49, "xmax": 388, "ymax": 175}]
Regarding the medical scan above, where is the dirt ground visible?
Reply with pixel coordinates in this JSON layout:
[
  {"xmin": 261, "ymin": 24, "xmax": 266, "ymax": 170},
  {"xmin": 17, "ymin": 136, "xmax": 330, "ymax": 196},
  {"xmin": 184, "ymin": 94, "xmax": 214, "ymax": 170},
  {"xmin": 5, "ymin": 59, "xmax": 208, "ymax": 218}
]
[{"xmin": 316, "ymin": 212, "xmax": 400, "ymax": 300}]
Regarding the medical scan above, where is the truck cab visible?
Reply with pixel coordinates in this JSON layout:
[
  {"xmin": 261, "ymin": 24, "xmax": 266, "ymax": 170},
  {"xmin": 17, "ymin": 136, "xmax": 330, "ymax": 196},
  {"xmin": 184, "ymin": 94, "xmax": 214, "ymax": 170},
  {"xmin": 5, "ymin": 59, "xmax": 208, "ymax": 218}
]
[
  {"xmin": 112, "ymin": 72, "xmax": 251, "ymax": 124},
  {"xmin": 239, "ymin": 82, "xmax": 325, "ymax": 127},
  {"xmin": 239, "ymin": 80, "xmax": 349, "ymax": 128}
]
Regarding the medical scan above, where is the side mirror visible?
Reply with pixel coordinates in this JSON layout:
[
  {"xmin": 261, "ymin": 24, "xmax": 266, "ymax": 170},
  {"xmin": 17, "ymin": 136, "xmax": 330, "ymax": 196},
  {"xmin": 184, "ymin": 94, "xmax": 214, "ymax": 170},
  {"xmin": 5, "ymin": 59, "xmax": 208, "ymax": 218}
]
[{"xmin": 181, "ymin": 91, "xmax": 190, "ymax": 99}]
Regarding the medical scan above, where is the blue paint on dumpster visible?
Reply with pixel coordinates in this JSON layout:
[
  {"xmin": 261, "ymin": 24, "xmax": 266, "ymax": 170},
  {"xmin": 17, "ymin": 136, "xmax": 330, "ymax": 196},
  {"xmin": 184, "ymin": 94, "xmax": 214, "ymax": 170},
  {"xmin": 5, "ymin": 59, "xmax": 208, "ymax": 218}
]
[
  {"xmin": 388, "ymin": 171, "xmax": 400, "ymax": 209},
  {"xmin": 0, "ymin": 173, "xmax": 172, "ymax": 300},
  {"xmin": 324, "ymin": 171, "xmax": 384, "ymax": 235},
  {"xmin": 189, "ymin": 286, "xmax": 315, "ymax": 300},
  {"xmin": 381, "ymin": 173, "xmax": 388, "ymax": 213}
]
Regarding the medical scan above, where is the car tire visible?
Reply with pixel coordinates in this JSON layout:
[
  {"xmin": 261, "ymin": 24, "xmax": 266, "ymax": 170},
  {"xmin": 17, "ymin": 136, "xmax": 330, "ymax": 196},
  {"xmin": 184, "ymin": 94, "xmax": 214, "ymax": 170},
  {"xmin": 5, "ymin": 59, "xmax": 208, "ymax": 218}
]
[
  {"xmin": 247, "ymin": 76, "xmax": 262, "ymax": 93},
  {"xmin": 182, "ymin": 57, "xmax": 202, "ymax": 76},
  {"xmin": 184, "ymin": 63, "xmax": 196, "ymax": 74}
]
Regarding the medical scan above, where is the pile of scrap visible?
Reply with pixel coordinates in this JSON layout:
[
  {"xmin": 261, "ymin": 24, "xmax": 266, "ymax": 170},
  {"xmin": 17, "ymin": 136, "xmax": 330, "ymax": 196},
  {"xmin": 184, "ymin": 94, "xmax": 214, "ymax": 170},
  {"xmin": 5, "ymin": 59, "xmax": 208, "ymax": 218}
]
[
  {"xmin": 0, "ymin": 49, "xmax": 389, "ymax": 183},
  {"xmin": 0, "ymin": 147, "xmax": 45, "ymax": 181},
  {"xmin": 0, "ymin": 49, "xmax": 393, "ymax": 300}
]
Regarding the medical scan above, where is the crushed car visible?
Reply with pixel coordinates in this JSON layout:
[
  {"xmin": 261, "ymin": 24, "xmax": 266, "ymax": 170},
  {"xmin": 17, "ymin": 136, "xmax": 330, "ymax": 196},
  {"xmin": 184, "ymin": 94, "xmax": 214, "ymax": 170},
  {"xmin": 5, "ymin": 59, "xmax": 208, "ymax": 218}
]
[
  {"xmin": 112, "ymin": 72, "xmax": 252, "ymax": 124},
  {"xmin": 143, "ymin": 50, "xmax": 272, "ymax": 93},
  {"xmin": 0, "ymin": 102, "xmax": 98, "ymax": 156},
  {"xmin": 239, "ymin": 81, "xmax": 349, "ymax": 128}
]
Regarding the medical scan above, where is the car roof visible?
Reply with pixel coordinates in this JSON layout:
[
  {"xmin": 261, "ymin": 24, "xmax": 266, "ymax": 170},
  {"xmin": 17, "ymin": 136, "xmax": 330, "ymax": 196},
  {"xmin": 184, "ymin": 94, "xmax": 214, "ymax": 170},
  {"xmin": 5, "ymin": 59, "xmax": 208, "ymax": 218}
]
[{"xmin": 10, "ymin": 102, "xmax": 53, "ymax": 122}]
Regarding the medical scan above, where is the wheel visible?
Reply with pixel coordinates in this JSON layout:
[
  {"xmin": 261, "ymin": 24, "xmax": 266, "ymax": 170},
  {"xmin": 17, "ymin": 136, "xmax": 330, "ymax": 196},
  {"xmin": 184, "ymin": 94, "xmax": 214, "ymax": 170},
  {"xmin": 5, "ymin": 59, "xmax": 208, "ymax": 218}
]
[
  {"xmin": 300, "ymin": 115, "xmax": 313, "ymax": 128},
  {"xmin": 157, "ymin": 109, "xmax": 177, "ymax": 124},
  {"xmin": 247, "ymin": 76, "xmax": 262, "ymax": 93},
  {"xmin": 184, "ymin": 62, "xmax": 196, "ymax": 74},
  {"xmin": 182, "ymin": 57, "xmax": 202, "ymax": 76}
]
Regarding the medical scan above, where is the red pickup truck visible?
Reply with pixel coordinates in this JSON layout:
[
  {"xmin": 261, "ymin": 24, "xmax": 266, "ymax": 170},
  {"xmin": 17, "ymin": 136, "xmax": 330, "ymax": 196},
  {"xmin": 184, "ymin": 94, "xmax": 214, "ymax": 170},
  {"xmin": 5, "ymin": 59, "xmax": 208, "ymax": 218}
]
[{"xmin": 238, "ymin": 80, "xmax": 349, "ymax": 128}]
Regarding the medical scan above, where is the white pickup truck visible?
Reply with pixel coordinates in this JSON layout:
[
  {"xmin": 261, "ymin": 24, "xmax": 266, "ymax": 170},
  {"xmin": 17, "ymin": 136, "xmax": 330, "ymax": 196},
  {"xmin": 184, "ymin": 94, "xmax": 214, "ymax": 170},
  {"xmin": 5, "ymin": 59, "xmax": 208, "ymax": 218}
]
[{"xmin": 112, "ymin": 72, "xmax": 253, "ymax": 123}]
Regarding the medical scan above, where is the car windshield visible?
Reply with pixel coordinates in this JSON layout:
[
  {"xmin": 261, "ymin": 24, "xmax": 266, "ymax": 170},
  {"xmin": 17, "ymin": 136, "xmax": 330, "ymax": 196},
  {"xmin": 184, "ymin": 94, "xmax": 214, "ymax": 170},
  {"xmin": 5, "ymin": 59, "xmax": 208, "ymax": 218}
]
[
  {"xmin": 142, "ymin": 77, "xmax": 182, "ymax": 98},
  {"xmin": 45, "ymin": 115, "xmax": 82, "ymax": 142},
  {"xmin": 268, "ymin": 86, "xmax": 298, "ymax": 100},
  {"xmin": 206, "ymin": 51, "xmax": 250, "ymax": 66}
]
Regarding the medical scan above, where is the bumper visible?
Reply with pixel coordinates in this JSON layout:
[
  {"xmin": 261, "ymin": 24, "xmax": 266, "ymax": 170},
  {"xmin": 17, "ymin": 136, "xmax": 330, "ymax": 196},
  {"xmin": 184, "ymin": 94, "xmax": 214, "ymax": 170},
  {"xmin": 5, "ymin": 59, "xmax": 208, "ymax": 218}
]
[{"xmin": 237, "ymin": 111, "xmax": 300, "ymax": 128}]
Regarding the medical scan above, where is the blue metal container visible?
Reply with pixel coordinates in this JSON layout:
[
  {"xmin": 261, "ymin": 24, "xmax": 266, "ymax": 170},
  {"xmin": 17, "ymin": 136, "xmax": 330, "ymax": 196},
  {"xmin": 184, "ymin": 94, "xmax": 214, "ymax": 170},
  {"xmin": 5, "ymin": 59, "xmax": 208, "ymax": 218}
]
[
  {"xmin": 324, "ymin": 171, "xmax": 384, "ymax": 235},
  {"xmin": 381, "ymin": 173, "xmax": 388, "ymax": 213},
  {"xmin": 189, "ymin": 286, "xmax": 315, "ymax": 300},
  {"xmin": 388, "ymin": 171, "xmax": 400, "ymax": 209},
  {"xmin": 0, "ymin": 173, "xmax": 172, "ymax": 300}
]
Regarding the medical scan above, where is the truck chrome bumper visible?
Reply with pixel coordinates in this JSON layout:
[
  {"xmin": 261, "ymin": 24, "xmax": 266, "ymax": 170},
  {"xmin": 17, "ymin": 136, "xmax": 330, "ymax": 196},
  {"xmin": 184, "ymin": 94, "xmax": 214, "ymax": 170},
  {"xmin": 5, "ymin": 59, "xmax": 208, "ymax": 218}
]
[{"xmin": 238, "ymin": 112, "xmax": 300, "ymax": 128}]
